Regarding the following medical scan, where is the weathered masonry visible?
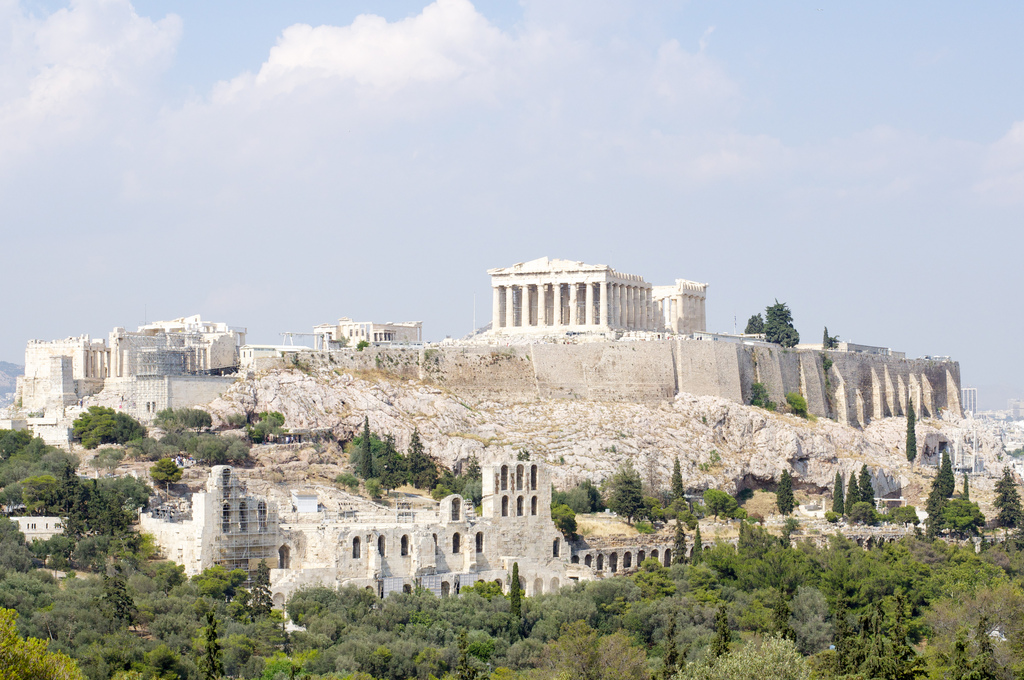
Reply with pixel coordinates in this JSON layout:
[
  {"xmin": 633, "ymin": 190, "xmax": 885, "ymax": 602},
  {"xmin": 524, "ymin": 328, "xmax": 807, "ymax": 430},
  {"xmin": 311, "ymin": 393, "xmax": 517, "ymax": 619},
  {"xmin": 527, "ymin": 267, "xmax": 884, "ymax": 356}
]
[{"xmin": 488, "ymin": 257, "xmax": 707, "ymax": 336}]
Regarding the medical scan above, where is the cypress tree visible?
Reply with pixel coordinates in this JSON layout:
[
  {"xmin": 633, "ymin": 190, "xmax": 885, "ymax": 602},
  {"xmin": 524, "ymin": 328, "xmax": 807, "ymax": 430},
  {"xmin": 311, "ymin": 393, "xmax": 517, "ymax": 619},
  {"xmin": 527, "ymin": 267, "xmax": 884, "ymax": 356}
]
[
  {"xmin": 662, "ymin": 615, "xmax": 679, "ymax": 680},
  {"xmin": 509, "ymin": 562, "xmax": 522, "ymax": 621},
  {"xmin": 926, "ymin": 477, "xmax": 949, "ymax": 539},
  {"xmin": 770, "ymin": 588, "xmax": 795, "ymax": 641},
  {"xmin": 858, "ymin": 465, "xmax": 874, "ymax": 506},
  {"xmin": 832, "ymin": 471, "xmax": 845, "ymax": 515},
  {"xmin": 847, "ymin": 474, "xmax": 860, "ymax": 509},
  {"xmin": 938, "ymin": 451, "xmax": 955, "ymax": 498},
  {"xmin": 691, "ymin": 524, "xmax": 703, "ymax": 565},
  {"xmin": 776, "ymin": 470, "xmax": 795, "ymax": 515},
  {"xmin": 709, "ymin": 605, "xmax": 730, "ymax": 658},
  {"xmin": 994, "ymin": 468, "xmax": 1023, "ymax": 530},
  {"xmin": 962, "ymin": 474, "xmax": 970, "ymax": 501},
  {"xmin": 359, "ymin": 417, "xmax": 373, "ymax": 479},
  {"xmin": 198, "ymin": 612, "xmax": 224, "ymax": 680},
  {"xmin": 906, "ymin": 401, "xmax": 917, "ymax": 463},
  {"xmin": 673, "ymin": 517, "xmax": 687, "ymax": 565},
  {"xmin": 671, "ymin": 457, "xmax": 684, "ymax": 502},
  {"xmin": 251, "ymin": 559, "xmax": 273, "ymax": 619}
]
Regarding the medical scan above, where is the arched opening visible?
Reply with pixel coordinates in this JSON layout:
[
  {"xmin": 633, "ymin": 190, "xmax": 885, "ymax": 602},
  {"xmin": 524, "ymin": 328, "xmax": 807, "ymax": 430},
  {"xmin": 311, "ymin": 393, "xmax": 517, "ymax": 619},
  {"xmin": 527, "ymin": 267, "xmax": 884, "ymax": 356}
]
[
  {"xmin": 451, "ymin": 498, "xmax": 461, "ymax": 522},
  {"xmin": 352, "ymin": 537, "xmax": 361, "ymax": 559},
  {"xmin": 550, "ymin": 577, "xmax": 559, "ymax": 592},
  {"xmin": 441, "ymin": 582, "xmax": 450, "ymax": 597},
  {"xmin": 221, "ymin": 468, "xmax": 231, "ymax": 495},
  {"xmin": 552, "ymin": 538, "xmax": 560, "ymax": 557},
  {"xmin": 501, "ymin": 496, "xmax": 509, "ymax": 517},
  {"xmin": 517, "ymin": 496, "xmax": 524, "ymax": 516},
  {"xmin": 584, "ymin": 555, "xmax": 593, "ymax": 567},
  {"xmin": 638, "ymin": 550, "xmax": 646, "ymax": 563},
  {"xmin": 623, "ymin": 552, "xmax": 632, "ymax": 569},
  {"xmin": 650, "ymin": 549, "xmax": 659, "ymax": 562},
  {"xmin": 571, "ymin": 555, "xmax": 580, "ymax": 564},
  {"xmin": 401, "ymin": 535, "xmax": 409, "ymax": 556},
  {"xmin": 475, "ymin": 532, "xmax": 483, "ymax": 553},
  {"xmin": 534, "ymin": 578, "xmax": 543, "ymax": 596},
  {"xmin": 378, "ymin": 535, "xmax": 386, "ymax": 557},
  {"xmin": 516, "ymin": 465, "xmax": 524, "ymax": 490},
  {"xmin": 222, "ymin": 503, "xmax": 230, "ymax": 533},
  {"xmin": 501, "ymin": 465, "xmax": 508, "ymax": 491},
  {"xmin": 402, "ymin": 584, "xmax": 412, "ymax": 594},
  {"xmin": 531, "ymin": 496, "xmax": 538, "ymax": 515},
  {"xmin": 433, "ymin": 534, "xmax": 438, "ymax": 553},
  {"xmin": 272, "ymin": 592, "xmax": 285, "ymax": 607},
  {"xmin": 531, "ymin": 465, "xmax": 538, "ymax": 490},
  {"xmin": 664, "ymin": 549, "xmax": 672, "ymax": 566},
  {"xmin": 609, "ymin": 552, "xmax": 618, "ymax": 573},
  {"xmin": 238, "ymin": 502, "xmax": 248, "ymax": 532},
  {"xmin": 257, "ymin": 501, "xmax": 267, "ymax": 533},
  {"xmin": 453, "ymin": 533, "xmax": 461, "ymax": 554},
  {"xmin": 278, "ymin": 545, "xmax": 290, "ymax": 569},
  {"xmin": 596, "ymin": 554, "xmax": 604, "ymax": 571}
]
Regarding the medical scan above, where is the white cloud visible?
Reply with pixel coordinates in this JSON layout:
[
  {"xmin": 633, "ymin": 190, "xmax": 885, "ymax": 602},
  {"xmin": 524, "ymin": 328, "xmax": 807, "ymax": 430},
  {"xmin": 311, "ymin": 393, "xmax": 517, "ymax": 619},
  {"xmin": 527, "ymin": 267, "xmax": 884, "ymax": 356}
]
[{"xmin": 974, "ymin": 120, "xmax": 1024, "ymax": 203}]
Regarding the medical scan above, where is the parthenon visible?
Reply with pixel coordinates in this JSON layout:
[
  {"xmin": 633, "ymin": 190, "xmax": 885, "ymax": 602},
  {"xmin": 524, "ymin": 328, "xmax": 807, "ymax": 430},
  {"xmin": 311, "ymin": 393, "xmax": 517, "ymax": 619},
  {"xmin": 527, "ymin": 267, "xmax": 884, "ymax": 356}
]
[{"xmin": 488, "ymin": 257, "xmax": 707, "ymax": 336}]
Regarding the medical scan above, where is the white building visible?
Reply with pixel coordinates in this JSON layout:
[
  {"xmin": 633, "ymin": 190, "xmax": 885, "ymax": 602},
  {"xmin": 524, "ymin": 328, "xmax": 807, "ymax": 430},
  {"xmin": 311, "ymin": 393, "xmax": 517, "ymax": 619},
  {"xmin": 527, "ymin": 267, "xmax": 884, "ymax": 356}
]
[
  {"xmin": 313, "ymin": 318, "xmax": 423, "ymax": 349},
  {"xmin": 12, "ymin": 516, "xmax": 64, "ymax": 542}
]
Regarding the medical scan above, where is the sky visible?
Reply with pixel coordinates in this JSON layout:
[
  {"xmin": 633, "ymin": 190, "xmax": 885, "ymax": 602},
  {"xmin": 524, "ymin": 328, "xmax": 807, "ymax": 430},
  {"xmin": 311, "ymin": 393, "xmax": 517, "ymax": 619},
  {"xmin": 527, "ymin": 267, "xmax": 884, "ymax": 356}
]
[{"xmin": 2, "ymin": 0, "xmax": 1023, "ymax": 409}]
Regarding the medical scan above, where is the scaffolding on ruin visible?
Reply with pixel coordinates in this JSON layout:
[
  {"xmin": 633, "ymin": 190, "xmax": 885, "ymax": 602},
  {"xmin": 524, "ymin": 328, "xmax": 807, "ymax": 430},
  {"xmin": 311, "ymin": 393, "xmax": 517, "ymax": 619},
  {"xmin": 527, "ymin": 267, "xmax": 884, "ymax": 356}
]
[
  {"xmin": 122, "ymin": 333, "xmax": 207, "ymax": 376},
  {"xmin": 213, "ymin": 472, "xmax": 281, "ymax": 579}
]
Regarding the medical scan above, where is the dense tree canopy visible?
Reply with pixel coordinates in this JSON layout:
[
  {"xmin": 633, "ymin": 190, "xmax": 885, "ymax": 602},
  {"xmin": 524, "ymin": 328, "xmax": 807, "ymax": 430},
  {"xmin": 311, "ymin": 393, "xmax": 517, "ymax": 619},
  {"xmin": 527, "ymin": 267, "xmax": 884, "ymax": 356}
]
[
  {"xmin": 764, "ymin": 301, "xmax": 800, "ymax": 347},
  {"xmin": 72, "ymin": 407, "xmax": 146, "ymax": 449}
]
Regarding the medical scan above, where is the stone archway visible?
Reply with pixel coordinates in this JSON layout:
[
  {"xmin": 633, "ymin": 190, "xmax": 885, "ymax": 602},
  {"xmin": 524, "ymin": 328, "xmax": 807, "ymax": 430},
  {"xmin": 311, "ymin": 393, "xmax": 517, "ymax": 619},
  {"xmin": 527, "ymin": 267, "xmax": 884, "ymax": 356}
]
[{"xmin": 278, "ymin": 545, "xmax": 291, "ymax": 569}]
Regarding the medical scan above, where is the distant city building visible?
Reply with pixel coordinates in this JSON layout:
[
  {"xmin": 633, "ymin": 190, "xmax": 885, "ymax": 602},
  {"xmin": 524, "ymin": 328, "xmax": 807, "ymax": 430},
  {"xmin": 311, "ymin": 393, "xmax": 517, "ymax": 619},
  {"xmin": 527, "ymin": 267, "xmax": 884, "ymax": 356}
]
[
  {"xmin": 12, "ymin": 517, "xmax": 64, "ymax": 542},
  {"xmin": 797, "ymin": 341, "xmax": 906, "ymax": 359},
  {"xmin": 313, "ymin": 318, "xmax": 423, "ymax": 349},
  {"xmin": 239, "ymin": 345, "xmax": 312, "ymax": 369},
  {"xmin": 961, "ymin": 387, "xmax": 977, "ymax": 415}
]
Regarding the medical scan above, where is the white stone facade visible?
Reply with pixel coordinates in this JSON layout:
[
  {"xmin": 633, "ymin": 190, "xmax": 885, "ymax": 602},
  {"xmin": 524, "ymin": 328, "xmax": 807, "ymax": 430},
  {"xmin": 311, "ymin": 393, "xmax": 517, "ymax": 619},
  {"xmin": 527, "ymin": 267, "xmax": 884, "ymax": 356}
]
[
  {"xmin": 12, "ymin": 516, "xmax": 64, "ymax": 542},
  {"xmin": 488, "ymin": 257, "xmax": 707, "ymax": 336},
  {"xmin": 314, "ymin": 318, "xmax": 423, "ymax": 349}
]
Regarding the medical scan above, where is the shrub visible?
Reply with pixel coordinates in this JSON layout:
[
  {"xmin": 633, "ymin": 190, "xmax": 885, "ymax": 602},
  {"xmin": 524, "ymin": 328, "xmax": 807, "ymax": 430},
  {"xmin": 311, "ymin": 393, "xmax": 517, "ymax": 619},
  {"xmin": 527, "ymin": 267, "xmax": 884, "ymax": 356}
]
[
  {"xmin": 364, "ymin": 478, "xmax": 382, "ymax": 498},
  {"xmin": 551, "ymin": 504, "xmax": 577, "ymax": 538},
  {"xmin": 825, "ymin": 511, "xmax": 839, "ymax": 523},
  {"xmin": 356, "ymin": 340, "xmax": 370, "ymax": 351},
  {"xmin": 786, "ymin": 392, "xmax": 809, "ymax": 418},
  {"xmin": 634, "ymin": 521, "xmax": 655, "ymax": 534},
  {"xmin": 335, "ymin": 473, "xmax": 360, "ymax": 492},
  {"xmin": 751, "ymin": 383, "xmax": 776, "ymax": 411},
  {"xmin": 848, "ymin": 501, "xmax": 878, "ymax": 525},
  {"xmin": 886, "ymin": 505, "xmax": 919, "ymax": 525}
]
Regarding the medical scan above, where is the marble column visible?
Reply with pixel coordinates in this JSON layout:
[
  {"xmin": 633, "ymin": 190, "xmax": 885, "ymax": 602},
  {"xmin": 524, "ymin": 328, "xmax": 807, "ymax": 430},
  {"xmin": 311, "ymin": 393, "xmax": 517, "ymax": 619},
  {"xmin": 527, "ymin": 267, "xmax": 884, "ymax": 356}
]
[
  {"xmin": 504, "ymin": 287, "xmax": 514, "ymax": 329},
  {"xmin": 569, "ymin": 282, "xmax": 578, "ymax": 326},
  {"xmin": 639, "ymin": 289, "xmax": 647, "ymax": 330},
  {"xmin": 553, "ymin": 283, "xmax": 562, "ymax": 326},
  {"xmin": 584, "ymin": 283, "xmax": 594, "ymax": 326},
  {"xmin": 599, "ymin": 281, "xmax": 609, "ymax": 328},
  {"xmin": 492, "ymin": 287, "xmax": 502, "ymax": 329}
]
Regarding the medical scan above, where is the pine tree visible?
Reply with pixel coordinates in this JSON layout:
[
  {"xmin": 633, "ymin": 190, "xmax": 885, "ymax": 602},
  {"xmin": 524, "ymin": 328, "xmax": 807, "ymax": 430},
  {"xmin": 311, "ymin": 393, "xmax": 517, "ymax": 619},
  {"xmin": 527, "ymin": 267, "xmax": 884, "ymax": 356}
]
[
  {"xmin": 994, "ymin": 468, "xmax": 1023, "ymax": 530},
  {"xmin": 671, "ymin": 457, "xmax": 684, "ymax": 502},
  {"xmin": 744, "ymin": 314, "xmax": 764, "ymax": 335},
  {"xmin": 858, "ymin": 465, "xmax": 874, "ymax": 507},
  {"xmin": 455, "ymin": 629, "xmax": 482, "ymax": 680},
  {"xmin": 905, "ymin": 401, "xmax": 917, "ymax": 463},
  {"xmin": 847, "ymin": 474, "xmax": 860, "ymax": 510},
  {"xmin": 709, "ymin": 605, "xmax": 730, "ymax": 658},
  {"xmin": 407, "ymin": 429, "xmax": 438, "ymax": 489},
  {"xmin": 764, "ymin": 300, "xmax": 799, "ymax": 347},
  {"xmin": 962, "ymin": 474, "xmax": 970, "ymax": 502},
  {"xmin": 938, "ymin": 451, "xmax": 955, "ymax": 498},
  {"xmin": 832, "ymin": 472, "xmax": 845, "ymax": 515},
  {"xmin": 251, "ymin": 559, "xmax": 272, "ymax": 619},
  {"xmin": 359, "ymin": 417, "xmax": 373, "ymax": 479},
  {"xmin": 198, "ymin": 612, "xmax": 224, "ymax": 680},
  {"xmin": 673, "ymin": 517, "xmax": 687, "ymax": 565},
  {"xmin": 769, "ymin": 589, "xmax": 795, "ymax": 641},
  {"xmin": 691, "ymin": 524, "xmax": 703, "ymax": 565},
  {"xmin": 925, "ymin": 482, "xmax": 948, "ymax": 539},
  {"xmin": 101, "ymin": 574, "xmax": 136, "ymax": 630},
  {"xmin": 776, "ymin": 470, "xmax": 795, "ymax": 515}
]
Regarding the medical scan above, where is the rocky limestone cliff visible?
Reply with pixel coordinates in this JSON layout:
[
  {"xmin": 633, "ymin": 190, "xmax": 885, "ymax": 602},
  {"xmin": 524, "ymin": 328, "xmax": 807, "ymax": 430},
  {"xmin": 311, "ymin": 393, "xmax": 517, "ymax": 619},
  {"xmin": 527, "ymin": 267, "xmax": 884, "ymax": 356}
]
[{"xmin": 206, "ymin": 366, "xmax": 1006, "ymax": 506}]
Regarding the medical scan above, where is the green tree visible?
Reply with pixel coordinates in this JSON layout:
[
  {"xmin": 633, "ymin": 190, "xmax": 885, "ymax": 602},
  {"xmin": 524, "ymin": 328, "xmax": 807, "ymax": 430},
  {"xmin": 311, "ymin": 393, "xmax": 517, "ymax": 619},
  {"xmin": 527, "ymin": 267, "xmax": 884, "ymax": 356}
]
[
  {"xmin": 703, "ymin": 489, "xmax": 740, "ymax": 519},
  {"xmin": 925, "ymin": 481, "xmax": 949, "ymax": 539},
  {"xmin": 673, "ymin": 517, "xmax": 687, "ymax": 565},
  {"xmin": 551, "ymin": 503, "xmax": 577, "ymax": 538},
  {"xmin": 764, "ymin": 300, "xmax": 799, "ymax": 348},
  {"xmin": 937, "ymin": 451, "xmax": 956, "ymax": 498},
  {"xmin": 691, "ymin": 524, "xmax": 703, "ymax": 565},
  {"xmin": 677, "ymin": 635, "xmax": 810, "ymax": 680},
  {"xmin": 101, "ymin": 574, "xmax": 136, "ymax": 630},
  {"xmin": 822, "ymin": 327, "xmax": 838, "ymax": 349},
  {"xmin": 508, "ymin": 562, "xmax": 522, "ymax": 636},
  {"xmin": 671, "ymin": 457, "xmax": 684, "ymax": 502},
  {"xmin": 406, "ymin": 429, "xmax": 438, "ymax": 489},
  {"xmin": 745, "ymin": 314, "xmax": 765, "ymax": 334},
  {"xmin": 941, "ymin": 499, "xmax": 985, "ymax": 538},
  {"xmin": 846, "ymin": 474, "xmax": 860, "ymax": 510},
  {"xmin": 250, "ymin": 559, "xmax": 273, "ymax": 619},
  {"xmin": 455, "ymin": 629, "xmax": 483, "ymax": 680},
  {"xmin": 750, "ymin": 382, "xmax": 774, "ymax": 410},
  {"xmin": 776, "ymin": 470, "xmax": 795, "ymax": 515},
  {"xmin": 832, "ymin": 472, "xmax": 845, "ymax": 515},
  {"xmin": 962, "ymin": 474, "xmax": 970, "ymax": 501},
  {"xmin": 633, "ymin": 558, "xmax": 676, "ymax": 600},
  {"xmin": 359, "ymin": 417, "xmax": 373, "ymax": 479},
  {"xmin": 197, "ymin": 612, "xmax": 224, "ymax": 680},
  {"xmin": 858, "ymin": 465, "xmax": 874, "ymax": 506},
  {"xmin": 848, "ymin": 502, "xmax": 877, "ymax": 526},
  {"xmin": 149, "ymin": 458, "xmax": 182, "ymax": 490},
  {"xmin": 905, "ymin": 401, "xmax": 917, "ymax": 463},
  {"xmin": 993, "ymin": 468, "xmax": 1023, "ymax": 530},
  {"xmin": 709, "ymin": 605, "xmax": 731, "ymax": 658},
  {"xmin": 785, "ymin": 392, "xmax": 808, "ymax": 418},
  {"xmin": 770, "ymin": 589, "xmax": 795, "ymax": 641},
  {"xmin": 607, "ymin": 462, "xmax": 644, "ymax": 524},
  {"xmin": 378, "ymin": 435, "xmax": 407, "ymax": 495},
  {"xmin": 72, "ymin": 406, "xmax": 146, "ymax": 449},
  {"xmin": 0, "ymin": 608, "xmax": 85, "ymax": 680}
]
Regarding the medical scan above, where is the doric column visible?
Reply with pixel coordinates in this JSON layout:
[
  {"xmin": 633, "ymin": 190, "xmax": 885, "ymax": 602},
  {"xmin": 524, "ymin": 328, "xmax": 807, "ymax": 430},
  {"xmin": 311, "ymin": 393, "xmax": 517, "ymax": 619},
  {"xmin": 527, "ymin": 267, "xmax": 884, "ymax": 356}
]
[
  {"xmin": 629, "ymin": 287, "xmax": 636, "ymax": 328},
  {"xmin": 505, "ymin": 287, "xmax": 514, "ymax": 329},
  {"xmin": 569, "ymin": 282, "xmax": 578, "ymax": 326},
  {"xmin": 639, "ymin": 288, "xmax": 647, "ymax": 330},
  {"xmin": 554, "ymin": 282, "xmax": 563, "ymax": 326},
  {"xmin": 584, "ymin": 283, "xmax": 594, "ymax": 326},
  {"xmin": 492, "ymin": 286, "xmax": 502, "ymax": 330},
  {"xmin": 600, "ymin": 281, "xmax": 609, "ymax": 328},
  {"xmin": 646, "ymin": 289, "xmax": 653, "ymax": 330}
]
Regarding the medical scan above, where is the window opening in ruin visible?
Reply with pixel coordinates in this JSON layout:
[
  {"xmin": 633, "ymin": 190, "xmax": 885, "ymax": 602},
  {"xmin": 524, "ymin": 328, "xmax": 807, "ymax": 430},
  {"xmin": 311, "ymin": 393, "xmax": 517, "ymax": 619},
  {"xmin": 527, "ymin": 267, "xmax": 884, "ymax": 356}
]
[
  {"xmin": 516, "ymin": 496, "xmax": 524, "ymax": 516},
  {"xmin": 530, "ymin": 465, "xmax": 537, "ymax": 490},
  {"xmin": 441, "ymin": 581, "xmax": 451, "ymax": 597},
  {"xmin": 501, "ymin": 496, "xmax": 508, "ymax": 517},
  {"xmin": 584, "ymin": 555, "xmax": 592, "ymax": 567},
  {"xmin": 553, "ymin": 539, "xmax": 559, "ymax": 557},
  {"xmin": 401, "ymin": 535, "xmax": 409, "ymax": 556},
  {"xmin": 534, "ymin": 578, "xmax": 543, "ymax": 595},
  {"xmin": 531, "ymin": 496, "xmax": 537, "ymax": 515},
  {"xmin": 623, "ymin": 552, "xmax": 631, "ymax": 569},
  {"xmin": 222, "ymin": 503, "xmax": 230, "ymax": 533},
  {"xmin": 353, "ymin": 537, "xmax": 361, "ymax": 559},
  {"xmin": 501, "ymin": 466, "xmax": 508, "ymax": 491},
  {"xmin": 638, "ymin": 550, "xmax": 645, "ymax": 563},
  {"xmin": 516, "ymin": 465, "xmax": 524, "ymax": 490},
  {"xmin": 663, "ymin": 549, "xmax": 671, "ymax": 567},
  {"xmin": 571, "ymin": 555, "xmax": 579, "ymax": 564},
  {"xmin": 650, "ymin": 549, "xmax": 659, "ymax": 562},
  {"xmin": 609, "ymin": 553, "xmax": 617, "ymax": 573},
  {"xmin": 451, "ymin": 498, "xmax": 461, "ymax": 522},
  {"xmin": 453, "ymin": 533, "xmax": 461, "ymax": 554},
  {"xmin": 238, "ymin": 502, "xmax": 248, "ymax": 533},
  {"xmin": 257, "ymin": 502, "xmax": 267, "ymax": 533},
  {"xmin": 596, "ymin": 554, "xmax": 604, "ymax": 570},
  {"xmin": 476, "ymin": 532, "xmax": 483, "ymax": 553},
  {"xmin": 278, "ymin": 545, "xmax": 290, "ymax": 569},
  {"xmin": 378, "ymin": 536, "xmax": 386, "ymax": 557},
  {"xmin": 222, "ymin": 469, "xmax": 231, "ymax": 496},
  {"xmin": 402, "ymin": 584, "xmax": 412, "ymax": 594}
]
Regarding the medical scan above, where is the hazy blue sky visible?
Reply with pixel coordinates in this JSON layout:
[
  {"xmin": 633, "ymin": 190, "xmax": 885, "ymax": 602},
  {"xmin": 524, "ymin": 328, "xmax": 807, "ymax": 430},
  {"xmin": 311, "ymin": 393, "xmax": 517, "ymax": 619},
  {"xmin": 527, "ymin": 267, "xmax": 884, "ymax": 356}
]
[{"xmin": 3, "ymin": 1, "xmax": 1022, "ymax": 408}]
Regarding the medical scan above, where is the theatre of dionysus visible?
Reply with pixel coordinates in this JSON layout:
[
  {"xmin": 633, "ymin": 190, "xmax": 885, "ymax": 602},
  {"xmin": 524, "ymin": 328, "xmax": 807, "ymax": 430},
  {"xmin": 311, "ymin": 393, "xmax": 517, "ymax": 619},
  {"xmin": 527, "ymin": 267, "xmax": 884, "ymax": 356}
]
[
  {"xmin": 488, "ymin": 257, "xmax": 707, "ymax": 337},
  {"xmin": 141, "ymin": 462, "xmax": 674, "ymax": 604}
]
